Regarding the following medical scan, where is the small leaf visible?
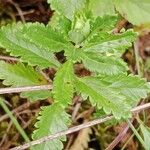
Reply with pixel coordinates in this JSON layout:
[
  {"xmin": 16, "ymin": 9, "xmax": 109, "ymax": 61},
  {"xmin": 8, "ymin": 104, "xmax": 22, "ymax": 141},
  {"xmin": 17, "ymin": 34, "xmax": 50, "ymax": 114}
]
[
  {"xmin": 0, "ymin": 61, "xmax": 51, "ymax": 101},
  {"xmin": 48, "ymin": 0, "xmax": 86, "ymax": 20},
  {"xmin": 32, "ymin": 103, "xmax": 71, "ymax": 150},
  {"xmin": 81, "ymin": 52, "xmax": 128, "ymax": 75},
  {"xmin": 83, "ymin": 15, "xmax": 118, "ymax": 44},
  {"xmin": 69, "ymin": 14, "xmax": 90, "ymax": 44},
  {"xmin": 114, "ymin": 0, "xmax": 150, "ymax": 25},
  {"xmin": 53, "ymin": 61, "xmax": 74, "ymax": 106},
  {"xmin": 140, "ymin": 124, "xmax": 150, "ymax": 150},
  {"xmin": 50, "ymin": 13, "xmax": 72, "ymax": 39}
]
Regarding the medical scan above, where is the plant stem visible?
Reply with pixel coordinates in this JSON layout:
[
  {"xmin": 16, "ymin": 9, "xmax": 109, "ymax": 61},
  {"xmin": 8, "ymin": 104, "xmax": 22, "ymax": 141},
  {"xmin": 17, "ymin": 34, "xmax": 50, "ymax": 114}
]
[
  {"xmin": 0, "ymin": 97, "xmax": 30, "ymax": 143},
  {"xmin": 127, "ymin": 120, "xmax": 146, "ymax": 149},
  {"xmin": 0, "ymin": 85, "xmax": 52, "ymax": 94},
  {"xmin": 10, "ymin": 102, "xmax": 150, "ymax": 150}
]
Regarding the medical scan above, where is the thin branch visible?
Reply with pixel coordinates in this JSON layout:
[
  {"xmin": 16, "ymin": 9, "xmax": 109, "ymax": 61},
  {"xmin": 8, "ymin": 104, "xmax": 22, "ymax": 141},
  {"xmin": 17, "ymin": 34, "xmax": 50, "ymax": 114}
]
[
  {"xmin": 10, "ymin": 102, "xmax": 150, "ymax": 150},
  {"xmin": 0, "ymin": 85, "xmax": 52, "ymax": 95},
  {"xmin": 105, "ymin": 124, "xmax": 130, "ymax": 150},
  {"xmin": 8, "ymin": 0, "xmax": 26, "ymax": 23},
  {"xmin": 0, "ymin": 55, "xmax": 19, "ymax": 61}
]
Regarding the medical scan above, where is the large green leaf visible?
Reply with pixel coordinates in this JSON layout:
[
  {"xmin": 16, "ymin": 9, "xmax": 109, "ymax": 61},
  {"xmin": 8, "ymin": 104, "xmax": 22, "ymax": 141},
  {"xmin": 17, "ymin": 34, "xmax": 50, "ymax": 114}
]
[
  {"xmin": 83, "ymin": 30, "xmax": 136, "ymax": 54},
  {"xmin": 81, "ymin": 52, "xmax": 128, "ymax": 75},
  {"xmin": 0, "ymin": 23, "xmax": 60, "ymax": 69},
  {"xmin": 48, "ymin": 0, "xmax": 86, "ymax": 20},
  {"xmin": 114, "ymin": 0, "xmax": 150, "ymax": 25},
  {"xmin": 0, "ymin": 61, "xmax": 51, "ymax": 101},
  {"xmin": 53, "ymin": 61, "xmax": 74, "ymax": 106},
  {"xmin": 32, "ymin": 103, "xmax": 71, "ymax": 150},
  {"xmin": 75, "ymin": 74, "xmax": 149, "ymax": 119}
]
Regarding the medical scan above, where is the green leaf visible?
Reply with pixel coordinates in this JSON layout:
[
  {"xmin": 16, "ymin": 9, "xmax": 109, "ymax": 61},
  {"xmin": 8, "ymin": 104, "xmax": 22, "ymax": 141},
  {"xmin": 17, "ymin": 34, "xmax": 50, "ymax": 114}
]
[
  {"xmin": 69, "ymin": 13, "xmax": 91, "ymax": 44},
  {"xmin": 48, "ymin": 0, "xmax": 86, "ymax": 20},
  {"xmin": 83, "ymin": 15, "xmax": 118, "ymax": 44},
  {"xmin": 32, "ymin": 103, "xmax": 71, "ymax": 150},
  {"xmin": 0, "ymin": 23, "xmax": 60, "ymax": 69},
  {"xmin": 53, "ymin": 61, "xmax": 74, "ymax": 106},
  {"xmin": 50, "ymin": 13, "xmax": 72, "ymax": 40},
  {"xmin": 0, "ymin": 61, "xmax": 51, "ymax": 101},
  {"xmin": 89, "ymin": 0, "xmax": 116, "ymax": 17},
  {"xmin": 114, "ymin": 0, "xmax": 150, "ymax": 25},
  {"xmin": 140, "ymin": 124, "xmax": 150, "ymax": 150},
  {"xmin": 75, "ymin": 74, "xmax": 149, "ymax": 119},
  {"xmin": 83, "ymin": 30, "xmax": 136, "ymax": 54},
  {"xmin": 100, "ymin": 74, "xmax": 150, "ymax": 105},
  {"xmin": 81, "ymin": 52, "xmax": 128, "ymax": 75},
  {"xmin": 23, "ymin": 23, "xmax": 72, "ymax": 53}
]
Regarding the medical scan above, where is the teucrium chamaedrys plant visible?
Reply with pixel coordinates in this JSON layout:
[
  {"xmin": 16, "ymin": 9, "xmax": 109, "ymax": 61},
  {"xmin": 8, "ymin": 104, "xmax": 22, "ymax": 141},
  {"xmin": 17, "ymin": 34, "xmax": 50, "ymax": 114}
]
[{"xmin": 0, "ymin": 0, "xmax": 150, "ymax": 149}]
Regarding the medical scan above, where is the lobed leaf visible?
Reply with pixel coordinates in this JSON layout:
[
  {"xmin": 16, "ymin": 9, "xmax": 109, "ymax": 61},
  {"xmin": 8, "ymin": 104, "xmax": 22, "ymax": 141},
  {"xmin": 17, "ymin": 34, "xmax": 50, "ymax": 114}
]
[
  {"xmin": 99, "ymin": 74, "xmax": 150, "ymax": 105},
  {"xmin": 53, "ymin": 61, "xmax": 74, "ymax": 106},
  {"xmin": 75, "ymin": 74, "xmax": 150, "ymax": 119},
  {"xmin": 0, "ymin": 23, "xmax": 61, "ymax": 69},
  {"xmin": 81, "ymin": 52, "xmax": 128, "ymax": 75},
  {"xmin": 83, "ymin": 30, "xmax": 137, "ymax": 54},
  {"xmin": 0, "ymin": 61, "xmax": 51, "ymax": 101},
  {"xmin": 22, "ymin": 23, "xmax": 72, "ymax": 53},
  {"xmin": 32, "ymin": 103, "xmax": 71, "ymax": 150},
  {"xmin": 83, "ymin": 15, "xmax": 118, "ymax": 44}
]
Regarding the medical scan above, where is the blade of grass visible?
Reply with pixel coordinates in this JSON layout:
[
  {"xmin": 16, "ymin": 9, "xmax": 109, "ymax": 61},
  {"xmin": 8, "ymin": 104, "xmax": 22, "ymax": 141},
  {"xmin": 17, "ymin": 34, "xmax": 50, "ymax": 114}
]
[
  {"xmin": 127, "ymin": 120, "xmax": 146, "ymax": 149},
  {"xmin": 0, "ymin": 97, "xmax": 30, "ymax": 143}
]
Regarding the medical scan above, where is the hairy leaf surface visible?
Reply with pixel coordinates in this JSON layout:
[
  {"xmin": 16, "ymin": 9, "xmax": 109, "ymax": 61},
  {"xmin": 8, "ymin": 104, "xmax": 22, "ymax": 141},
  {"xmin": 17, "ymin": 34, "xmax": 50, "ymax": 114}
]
[
  {"xmin": 0, "ymin": 23, "xmax": 60, "ymax": 69},
  {"xmin": 83, "ymin": 31, "xmax": 136, "ymax": 54},
  {"xmin": 22, "ymin": 23, "xmax": 72, "ymax": 52},
  {"xmin": 0, "ymin": 61, "xmax": 51, "ymax": 101},
  {"xmin": 53, "ymin": 61, "xmax": 74, "ymax": 106},
  {"xmin": 81, "ymin": 52, "xmax": 128, "ymax": 75},
  {"xmin": 32, "ymin": 103, "xmax": 71, "ymax": 150},
  {"xmin": 75, "ymin": 74, "xmax": 150, "ymax": 119},
  {"xmin": 83, "ymin": 15, "xmax": 118, "ymax": 44},
  {"xmin": 99, "ymin": 74, "xmax": 150, "ymax": 105}
]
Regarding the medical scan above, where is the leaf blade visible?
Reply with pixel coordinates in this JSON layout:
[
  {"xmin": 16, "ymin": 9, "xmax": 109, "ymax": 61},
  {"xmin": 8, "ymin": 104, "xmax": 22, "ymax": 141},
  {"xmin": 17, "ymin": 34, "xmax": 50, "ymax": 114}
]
[
  {"xmin": 0, "ymin": 61, "xmax": 51, "ymax": 101},
  {"xmin": 32, "ymin": 103, "xmax": 71, "ymax": 150},
  {"xmin": 53, "ymin": 61, "xmax": 74, "ymax": 106}
]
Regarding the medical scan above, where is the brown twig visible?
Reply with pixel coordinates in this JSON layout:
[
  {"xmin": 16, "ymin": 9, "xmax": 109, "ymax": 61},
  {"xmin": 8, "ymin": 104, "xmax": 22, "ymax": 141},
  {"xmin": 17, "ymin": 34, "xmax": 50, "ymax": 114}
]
[
  {"xmin": 0, "ymin": 55, "xmax": 18, "ymax": 62},
  {"xmin": 105, "ymin": 124, "xmax": 130, "ymax": 150},
  {"xmin": 8, "ymin": 0, "xmax": 25, "ymax": 23},
  {"xmin": 0, "ymin": 85, "xmax": 52, "ymax": 95},
  {"xmin": 10, "ymin": 102, "xmax": 150, "ymax": 150},
  {"xmin": 0, "ymin": 102, "xmax": 30, "ymax": 122}
]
